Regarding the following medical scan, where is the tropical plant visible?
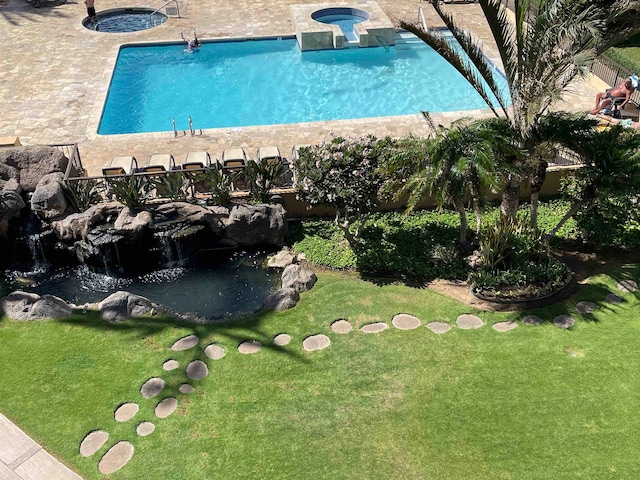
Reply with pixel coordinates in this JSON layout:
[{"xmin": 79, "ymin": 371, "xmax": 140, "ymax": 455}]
[
  {"xmin": 197, "ymin": 163, "xmax": 238, "ymax": 206},
  {"xmin": 106, "ymin": 173, "xmax": 154, "ymax": 212},
  {"xmin": 246, "ymin": 158, "xmax": 284, "ymax": 204},
  {"xmin": 400, "ymin": 0, "xmax": 640, "ymax": 226},
  {"xmin": 151, "ymin": 171, "xmax": 187, "ymax": 202},
  {"xmin": 59, "ymin": 178, "xmax": 101, "ymax": 212}
]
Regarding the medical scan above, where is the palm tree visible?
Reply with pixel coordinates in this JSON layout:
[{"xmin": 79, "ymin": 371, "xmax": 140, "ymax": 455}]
[{"xmin": 400, "ymin": 0, "xmax": 639, "ymax": 226}]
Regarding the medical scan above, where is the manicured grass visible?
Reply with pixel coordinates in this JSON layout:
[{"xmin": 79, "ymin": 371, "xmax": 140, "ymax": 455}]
[
  {"xmin": 1, "ymin": 266, "xmax": 640, "ymax": 479},
  {"xmin": 606, "ymin": 34, "xmax": 640, "ymax": 73}
]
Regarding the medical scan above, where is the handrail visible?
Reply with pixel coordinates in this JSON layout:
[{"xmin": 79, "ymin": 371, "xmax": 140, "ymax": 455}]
[
  {"xmin": 418, "ymin": 6, "xmax": 428, "ymax": 31},
  {"xmin": 150, "ymin": 0, "xmax": 180, "ymax": 18},
  {"xmin": 188, "ymin": 116, "xmax": 194, "ymax": 136},
  {"xmin": 172, "ymin": 117, "xmax": 178, "ymax": 138}
]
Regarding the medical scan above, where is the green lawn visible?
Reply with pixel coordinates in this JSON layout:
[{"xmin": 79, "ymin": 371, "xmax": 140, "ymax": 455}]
[{"xmin": 1, "ymin": 266, "xmax": 639, "ymax": 479}]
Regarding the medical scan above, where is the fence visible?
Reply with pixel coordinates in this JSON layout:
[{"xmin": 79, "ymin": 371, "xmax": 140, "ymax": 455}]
[{"xmin": 49, "ymin": 143, "xmax": 83, "ymax": 180}]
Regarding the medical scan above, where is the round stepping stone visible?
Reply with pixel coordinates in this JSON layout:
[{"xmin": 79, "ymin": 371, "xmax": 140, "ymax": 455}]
[
  {"xmin": 576, "ymin": 301, "xmax": 596, "ymax": 314},
  {"xmin": 238, "ymin": 340, "xmax": 262, "ymax": 354},
  {"xmin": 155, "ymin": 397, "xmax": 178, "ymax": 419},
  {"xmin": 274, "ymin": 334, "xmax": 291, "ymax": 346},
  {"xmin": 426, "ymin": 322, "xmax": 450, "ymax": 334},
  {"xmin": 204, "ymin": 344, "xmax": 225, "ymax": 360},
  {"xmin": 186, "ymin": 360, "xmax": 208, "ymax": 380},
  {"xmin": 492, "ymin": 321, "xmax": 518, "ymax": 332},
  {"xmin": 140, "ymin": 377, "xmax": 165, "ymax": 399},
  {"xmin": 456, "ymin": 314, "xmax": 484, "ymax": 329},
  {"xmin": 162, "ymin": 359, "xmax": 179, "ymax": 371},
  {"xmin": 136, "ymin": 422, "xmax": 155, "ymax": 437},
  {"xmin": 605, "ymin": 293, "xmax": 624, "ymax": 304},
  {"xmin": 179, "ymin": 383, "xmax": 194, "ymax": 394},
  {"xmin": 98, "ymin": 441, "xmax": 134, "ymax": 475},
  {"xmin": 302, "ymin": 334, "xmax": 331, "ymax": 351},
  {"xmin": 331, "ymin": 319, "xmax": 352, "ymax": 334},
  {"xmin": 553, "ymin": 314, "xmax": 575, "ymax": 329},
  {"xmin": 522, "ymin": 315, "xmax": 543, "ymax": 326},
  {"xmin": 392, "ymin": 314, "xmax": 421, "ymax": 330},
  {"xmin": 79, "ymin": 430, "xmax": 109, "ymax": 457},
  {"xmin": 170, "ymin": 334, "xmax": 199, "ymax": 351},
  {"xmin": 114, "ymin": 403, "xmax": 138, "ymax": 422},
  {"xmin": 361, "ymin": 322, "xmax": 388, "ymax": 333},
  {"xmin": 617, "ymin": 280, "xmax": 638, "ymax": 293}
]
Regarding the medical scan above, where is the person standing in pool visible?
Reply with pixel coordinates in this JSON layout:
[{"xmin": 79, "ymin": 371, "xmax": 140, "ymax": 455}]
[
  {"xmin": 185, "ymin": 37, "xmax": 201, "ymax": 53},
  {"xmin": 84, "ymin": 0, "xmax": 97, "ymax": 23}
]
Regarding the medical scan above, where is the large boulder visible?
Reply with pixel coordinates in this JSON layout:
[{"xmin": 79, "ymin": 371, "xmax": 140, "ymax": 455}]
[
  {"xmin": 113, "ymin": 207, "xmax": 153, "ymax": 237},
  {"xmin": 0, "ymin": 146, "xmax": 71, "ymax": 191},
  {"xmin": 281, "ymin": 264, "xmax": 317, "ymax": 292},
  {"xmin": 31, "ymin": 172, "xmax": 68, "ymax": 220},
  {"xmin": 224, "ymin": 204, "xmax": 287, "ymax": 246},
  {"xmin": 264, "ymin": 287, "xmax": 299, "ymax": 312},
  {"xmin": 267, "ymin": 248, "xmax": 296, "ymax": 269},
  {"xmin": 154, "ymin": 202, "xmax": 225, "ymax": 236},
  {"xmin": 0, "ymin": 291, "xmax": 72, "ymax": 320},
  {"xmin": 98, "ymin": 291, "xmax": 153, "ymax": 321},
  {"xmin": 51, "ymin": 202, "xmax": 122, "ymax": 241}
]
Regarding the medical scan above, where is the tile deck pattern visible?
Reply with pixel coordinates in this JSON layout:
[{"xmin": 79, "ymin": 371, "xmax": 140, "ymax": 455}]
[{"xmin": 0, "ymin": 0, "xmax": 599, "ymax": 176}]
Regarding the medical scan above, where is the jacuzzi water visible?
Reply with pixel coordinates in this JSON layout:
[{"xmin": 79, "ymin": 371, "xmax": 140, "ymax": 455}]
[
  {"xmin": 98, "ymin": 34, "xmax": 508, "ymax": 135},
  {"xmin": 85, "ymin": 9, "xmax": 167, "ymax": 32},
  {"xmin": 315, "ymin": 14, "xmax": 365, "ymax": 41},
  {"xmin": 2, "ymin": 251, "xmax": 278, "ymax": 320}
]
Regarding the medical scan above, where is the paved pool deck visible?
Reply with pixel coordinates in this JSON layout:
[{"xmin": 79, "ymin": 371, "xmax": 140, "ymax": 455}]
[{"xmin": 0, "ymin": 0, "xmax": 599, "ymax": 176}]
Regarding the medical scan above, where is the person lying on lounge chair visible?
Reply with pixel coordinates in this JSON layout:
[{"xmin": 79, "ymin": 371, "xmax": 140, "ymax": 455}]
[
  {"xmin": 595, "ymin": 112, "xmax": 640, "ymax": 129},
  {"xmin": 590, "ymin": 76, "xmax": 638, "ymax": 114}
]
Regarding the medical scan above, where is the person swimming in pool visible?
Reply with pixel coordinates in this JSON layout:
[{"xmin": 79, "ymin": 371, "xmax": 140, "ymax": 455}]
[{"xmin": 185, "ymin": 36, "xmax": 201, "ymax": 53}]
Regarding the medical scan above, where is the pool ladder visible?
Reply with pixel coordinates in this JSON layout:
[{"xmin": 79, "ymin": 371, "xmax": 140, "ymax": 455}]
[
  {"xmin": 150, "ymin": 0, "xmax": 180, "ymax": 18},
  {"xmin": 172, "ymin": 116, "xmax": 202, "ymax": 137}
]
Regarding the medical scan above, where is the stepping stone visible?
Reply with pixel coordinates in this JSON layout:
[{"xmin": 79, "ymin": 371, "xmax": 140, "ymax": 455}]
[
  {"xmin": 426, "ymin": 322, "xmax": 450, "ymax": 334},
  {"xmin": 392, "ymin": 314, "xmax": 421, "ymax": 330},
  {"xmin": 79, "ymin": 430, "xmax": 109, "ymax": 457},
  {"xmin": 179, "ymin": 384, "xmax": 194, "ymax": 394},
  {"xmin": 162, "ymin": 359, "xmax": 179, "ymax": 371},
  {"xmin": 238, "ymin": 340, "xmax": 262, "ymax": 354},
  {"xmin": 617, "ymin": 280, "xmax": 638, "ymax": 293},
  {"xmin": 204, "ymin": 344, "xmax": 225, "ymax": 360},
  {"xmin": 331, "ymin": 319, "xmax": 352, "ymax": 334},
  {"xmin": 522, "ymin": 315, "xmax": 543, "ymax": 326},
  {"xmin": 302, "ymin": 334, "xmax": 331, "ymax": 351},
  {"xmin": 171, "ymin": 334, "xmax": 199, "ymax": 351},
  {"xmin": 605, "ymin": 293, "xmax": 624, "ymax": 304},
  {"xmin": 361, "ymin": 322, "xmax": 388, "ymax": 333},
  {"xmin": 456, "ymin": 314, "xmax": 484, "ymax": 329},
  {"xmin": 274, "ymin": 334, "xmax": 291, "ymax": 346},
  {"xmin": 140, "ymin": 377, "xmax": 165, "ymax": 399},
  {"xmin": 98, "ymin": 441, "xmax": 134, "ymax": 475},
  {"xmin": 186, "ymin": 360, "xmax": 208, "ymax": 380},
  {"xmin": 155, "ymin": 398, "xmax": 178, "ymax": 419},
  {"xmin": 576, "ymin": 301, "xmax": 596, "ymax": 314},
  {"xmin": 114, "ymin": 403, "xmax": 138, "ymax": 422},
  {"xmin": 136, "ymin": 422, "xmax": 155, "ymax": 437},
  {"xmin": 492, "ymin": 321, "xmax": 518, "ymax": 332},
  {"xmin": 553, "ymin": 314, "xmax": 575, "ymax": 329}
]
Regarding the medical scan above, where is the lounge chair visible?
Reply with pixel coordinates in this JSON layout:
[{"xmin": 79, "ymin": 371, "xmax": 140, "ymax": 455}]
[
  {"xmin": 289, "ymin": 144, "xmax": 311, "ymax": 186},
  {"xmin": 141, "ymin": 154, "xmax": 177, "ymax": 173},
  {"xmin": 221, "ymin": 148, "xmax": 249, "ymax": 190},
  {"xmin": 182, "ymin": 151, "xmax": 212, "ymax": 170},
  {"xmin": 256, "ymin": 146, "xmax": 290, "ymax": 187},
  {"xmin": 102, "ymin": 155, "xmax": 138, "ymax": 176}
]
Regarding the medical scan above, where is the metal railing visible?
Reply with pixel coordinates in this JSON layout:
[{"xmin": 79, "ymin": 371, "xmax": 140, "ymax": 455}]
[
  {"xmin": 150, "ymin": 0, "xmax": 180, "ymax": 18},
  {"xmin": 591, "ymin": 55, "xmax": 640, "ymax": 107},
  {"xmin": 417, "ymin": 7, "xmax": 428, "ymax": 31},
  {"xmin": 50, "ymin": 143, "xmax": 83, "ymax": 180}
]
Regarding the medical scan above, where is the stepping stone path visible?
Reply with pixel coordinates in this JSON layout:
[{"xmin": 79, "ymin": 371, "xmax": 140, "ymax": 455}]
[
  {"xmin": 204, "ymin": 344, "xmax": 225, "ymax": 360},
  {"xmin": 114, "ymin": 403, "xmax": 138, "ymax": 422},
  {"xmin": 98, "ymin": 441, "xmax": 134, "ymax": 475},
  {"xmin": 155, "ymin": 398, "xmax": 178, "ymax": 419},
  {"xmin": 492, "ymin": 321, "xmax": 518, "ymax": 332},
  {"xmin": 302, "ymin": 334, "xmax": 331, "ymax": 351},
  {"xmin": 186, "ymin": 360, "xmax": 208, "ymax": 380},
  {"xmin": 162, "ymin": 359, "xmax": 179, "ymax": 371},
  {"xmin": 238, "ymin": 340, "xmax": 262, "ymax": 354},
  {"xmin": 179, "ymin": 384, "xmax": 194, "ymax": 394},
  {"xmin": 274, "ymin": 334, "xmax": 292, "ymax": 346},
  {"xmin": 171, "ymin": 334, "xmax": 199, "ymax": 351},
  {"xmin": 331, "ymin": 319, "xmax": 352, "ymax": 334},
  {"xmin": 426, "ymin": 322, "xmax": 450, "ymax": 334},
  {"xmin": 606, "ymin": 293, "xmax": 623, "ymax": 304},
  {"xmin": 140, "ymin": 377, "xmax": 165, "ymax": 399},
  {"xmin": 522, "ymin": 315, "xmax": 543, "ymax": 326},
  {"xmin": 361, "ymin": 322, "xmax": 388, "ymax": 333},
  {"xmin": 80, "ymin": 431, "xmax": 109, "ymax": 457},
  {"xmin": 392, "ymin": 314, "xmax": 421, "ymax": 330},
  {"xmin": 617, "ymin": 280, "xmax": 638, "ymax": 293},
  {"xmin": 553, "ymin": 314, "xmax": 575, "ymax": 329},
  {"xmin": 576, "ymin": 301, "xmax": 596, "ymax": 314},
  {"xmin": 456, "ymin": 314, "xmax": 484, "ymax": 329},
  {"xmin": 136, "ymin": 422, "xmax": 155, "ymax": 437}
]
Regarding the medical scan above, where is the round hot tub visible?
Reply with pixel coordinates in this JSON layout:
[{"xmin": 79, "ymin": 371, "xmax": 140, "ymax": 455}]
[
  {"xmin": 83, "ymin": 8, "xmax": 167, "ymax": 32},
  {"xmin": 311, "ymin": 7, "xmax": 370, "ymax": 28}
]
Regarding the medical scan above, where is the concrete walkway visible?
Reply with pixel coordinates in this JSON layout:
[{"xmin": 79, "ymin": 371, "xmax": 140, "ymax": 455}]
[{"xmin": 0, "ymin": 414, "xmax": 82, "ymax": 480}]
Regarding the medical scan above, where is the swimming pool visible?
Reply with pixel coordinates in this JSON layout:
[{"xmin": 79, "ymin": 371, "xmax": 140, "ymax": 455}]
[{"xmin": 99, "ymin": 35, "xmax": 507, "ymax": 135}]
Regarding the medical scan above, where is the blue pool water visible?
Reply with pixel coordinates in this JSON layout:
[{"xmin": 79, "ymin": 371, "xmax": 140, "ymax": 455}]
[{"xmin": 99, "ymin": 36, "xmax": 507, "ymax": 135}]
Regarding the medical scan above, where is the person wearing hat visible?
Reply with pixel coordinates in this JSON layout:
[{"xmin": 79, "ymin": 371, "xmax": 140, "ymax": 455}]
[{"xmin": 590, "ymin": 75, "xmax": 638, "ymax": 114}]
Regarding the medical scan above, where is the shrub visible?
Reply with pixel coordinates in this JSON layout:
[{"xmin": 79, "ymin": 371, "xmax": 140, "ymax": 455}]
[
  {"xmin": 197, "ymin": 163, "xmax": 238, "ymax": 206},
  {"xmin": 60, "ymin": 178, "xmax": 101, "ymax": 212},
  {"xmin": 151, "ymin": 171, "xmax": 187, "ymax": 202},
  {"xmin": 106, "ymin": 174, "xmax": 154, "ymax": 212},
  {"xmin": 247, "ymin": 158, "xmax": 283, "ymax": 204}
]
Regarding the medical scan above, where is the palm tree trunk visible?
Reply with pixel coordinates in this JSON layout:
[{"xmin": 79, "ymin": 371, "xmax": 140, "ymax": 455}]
[
  {"xmin": 530, "ymin": 191, "xmax": 540, "ymax": 235},
  {"xmin": 472, "ymin": 198, "xmax": 482, "ymax": 234},
  {"xmin": 547, "ymin": 201, "xmax": 582, "ymax": 238},
  {"xmin": 454, "ymin": 200, "xmax": 468, "ymax": 243},
  {"xmin": 500, "ymin": 175, "xmax": 520, "ymax": 220}
]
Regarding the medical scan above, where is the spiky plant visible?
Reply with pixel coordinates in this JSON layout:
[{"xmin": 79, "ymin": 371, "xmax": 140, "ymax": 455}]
[{"xmin": 59, "ymin": 178, "xmax": 102, "ymax": 212}]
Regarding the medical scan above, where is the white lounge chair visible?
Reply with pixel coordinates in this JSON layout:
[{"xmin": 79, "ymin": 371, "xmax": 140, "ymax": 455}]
[
  {"xmin": 102, "ymin": 155, "xmax": 138, "ymax": 176},
  {"xmin": 182, "ymin": 151, "xmax": 212, "ymax": 170},
  {"xmin": 221, "ymin": 148, "xmax": 249, "ymax": 190},
  {"xmin": 142, "ymin": 154, "xmax": 176, "ymax": 173}
]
